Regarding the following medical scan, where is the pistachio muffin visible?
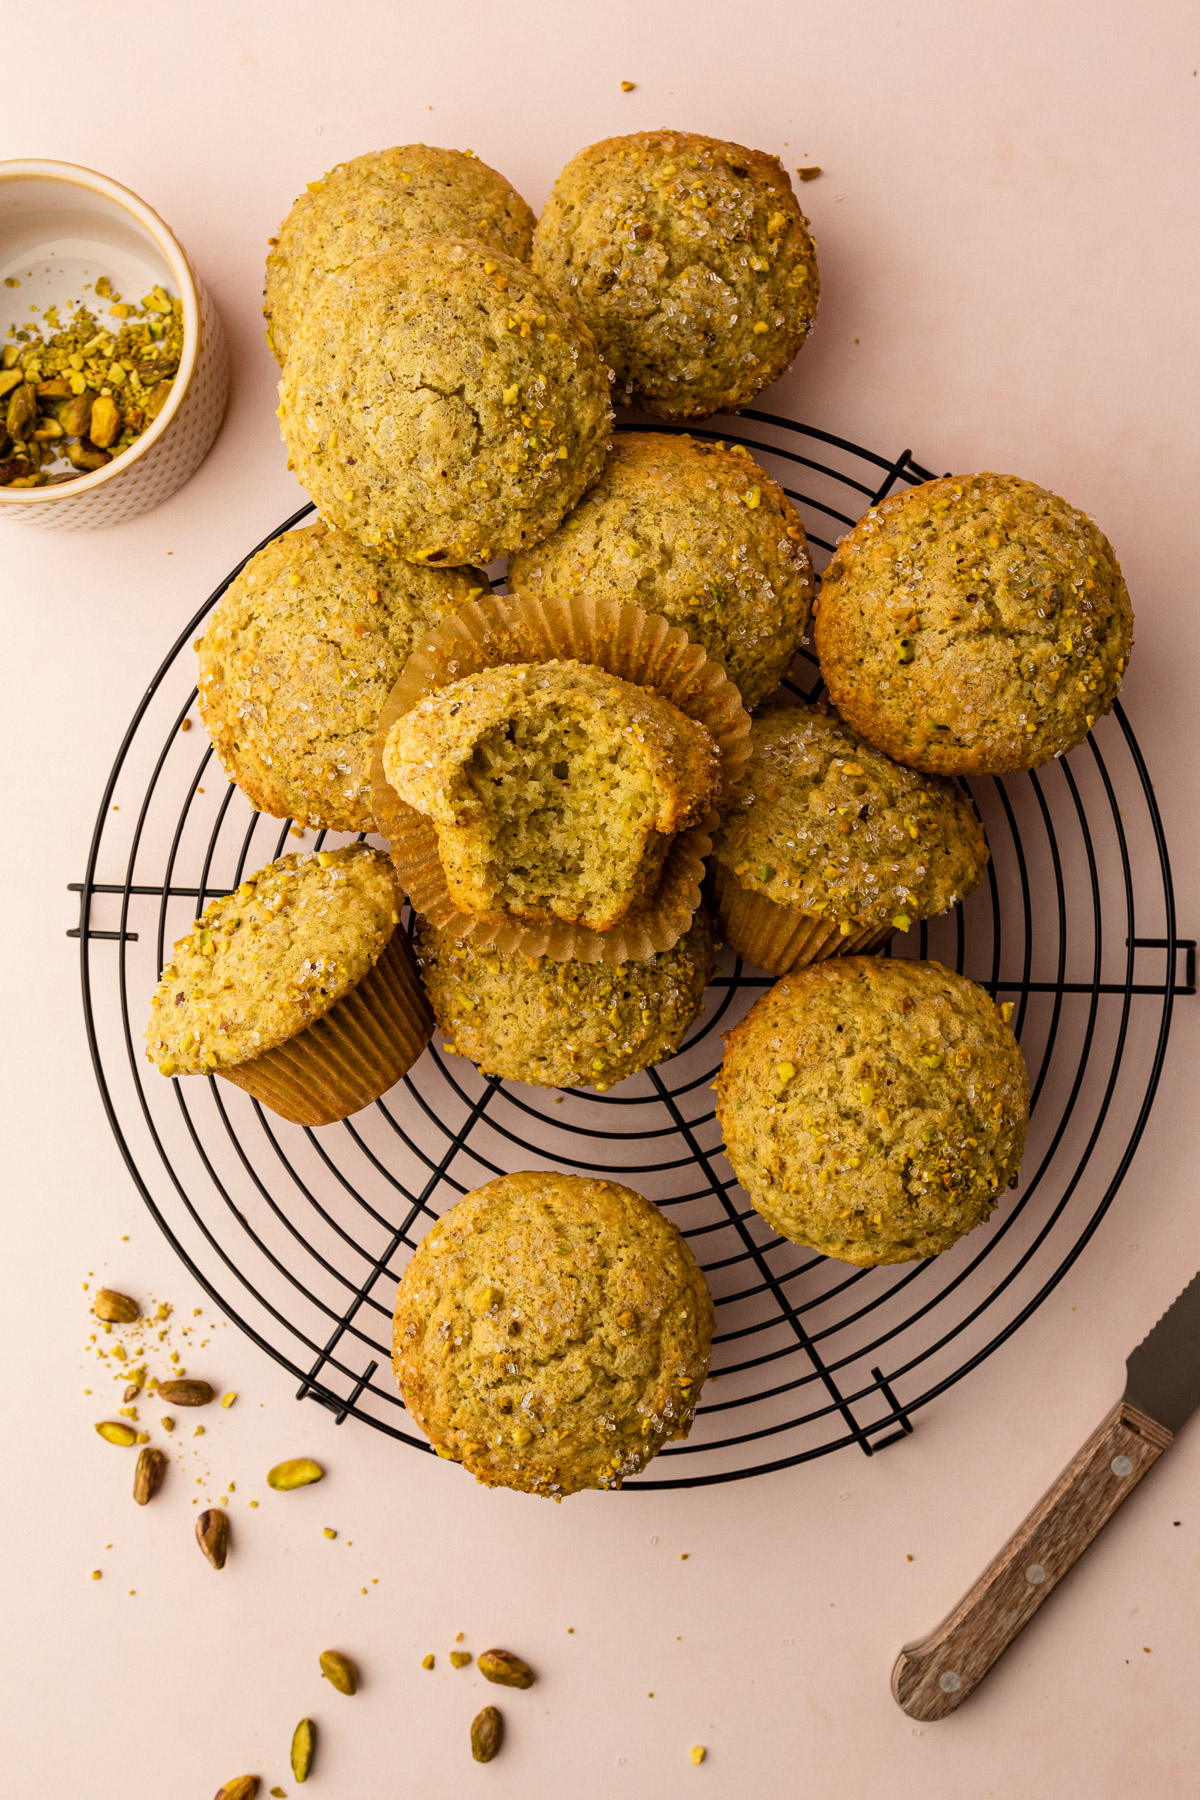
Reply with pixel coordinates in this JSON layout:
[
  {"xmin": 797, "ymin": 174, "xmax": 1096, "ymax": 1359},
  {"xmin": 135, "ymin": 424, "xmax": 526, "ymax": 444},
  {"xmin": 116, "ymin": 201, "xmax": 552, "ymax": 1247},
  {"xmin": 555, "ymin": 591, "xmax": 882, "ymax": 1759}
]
[
  {"xmin": 532, "ymin": 130, "xmax": 819, "ymax": 420},
  {"xmin": 508, "ymin": 432, "xmax": 814, "ymax": 707},
  {"xmin": 198, "ymin": 525, "xmax": 487, "ymax": 832},
  {"xmin": 382, "ymin": 660, "xmax": 722, "ymax": 931},
  {"xmin": 393, "ymin": 1171, "xmax": 714, "ymax": 1496},
  {"xmin": 145, "ymin": 846, "xmax": 432, "ymax": 1126},
  {"xmin": 717, "ymin": 957, "xmax": 1028, "ymax": 1265},
  {"xmin": 277, "ymin": 239, "xmax": 613, "ymax": 565},
  {"xmin": 264, "ymin": 144, "xmax": 536, "ymax": 365},
  {"xmin": 417, "ymin": 909, "xmax": 714, "ymax": 1090},
  {"xmin": 814, "ymin": 473, "xmax": 1134, "ymax": 775},
  {"xmin": 709, "ymin": 703, "xmax": 989, "ymax": 974}
]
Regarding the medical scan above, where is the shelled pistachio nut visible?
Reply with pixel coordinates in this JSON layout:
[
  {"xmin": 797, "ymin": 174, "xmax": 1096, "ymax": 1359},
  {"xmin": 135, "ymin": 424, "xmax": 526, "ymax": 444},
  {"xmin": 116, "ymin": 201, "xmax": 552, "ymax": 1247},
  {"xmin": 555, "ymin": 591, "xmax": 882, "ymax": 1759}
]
[
  {"xmin": 290, "ymin": 1718, "xmax": 316, "ymax": 1783},
  {"xmin": 471, "ymin": 1706, "xmax": 504, "ymax": 1763},
  {"xmin": 93, "ymin": 1287, "xmax": 141, "ymax": 1324},
  {"xmin": 267, "ymin": 1458, "xmax": 324, "ymax": 1491},
  {"xmin": 196, "ymin": 1507, "xmax": 229, "ymax": 1570},
  {"xmin": 157, "ymin": 1379, "xmax": 215, "ymax": 1406},
  {"xmin": 133, "ymin": 1446, "xmax": 168, "ymax": 1505},
  {"xmin": 478, "ymin": 1648, "xmax": 535, "ymax": 1689},
  {"xmin": 95, "ymin": 1420, "xmax": 138, "ymax": 1447},
  {"xmin": 319, "ymin": 1649, "xmax": 359, "ymax": 1695}
]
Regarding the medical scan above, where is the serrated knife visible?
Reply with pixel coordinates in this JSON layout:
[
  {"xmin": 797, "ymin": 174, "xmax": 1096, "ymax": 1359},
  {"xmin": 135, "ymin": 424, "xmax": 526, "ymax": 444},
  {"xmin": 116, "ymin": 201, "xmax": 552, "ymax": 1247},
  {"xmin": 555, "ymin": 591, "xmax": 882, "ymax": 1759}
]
[{"xmin": 892, "ymin": 1273, "xmax": 1200, "ymax": 1720}]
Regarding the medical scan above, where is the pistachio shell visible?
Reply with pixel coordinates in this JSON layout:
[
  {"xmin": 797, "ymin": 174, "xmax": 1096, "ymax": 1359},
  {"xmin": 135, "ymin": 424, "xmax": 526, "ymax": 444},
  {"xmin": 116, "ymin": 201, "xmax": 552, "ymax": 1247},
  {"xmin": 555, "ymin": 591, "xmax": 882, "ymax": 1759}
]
[
  {"xmin": 319, "ymin": 1649, "xmax": 359, "ymax": 1695},
  {"xmin": 267, "ymin": 1457, "xmax": 324, "ymax": 1491}
]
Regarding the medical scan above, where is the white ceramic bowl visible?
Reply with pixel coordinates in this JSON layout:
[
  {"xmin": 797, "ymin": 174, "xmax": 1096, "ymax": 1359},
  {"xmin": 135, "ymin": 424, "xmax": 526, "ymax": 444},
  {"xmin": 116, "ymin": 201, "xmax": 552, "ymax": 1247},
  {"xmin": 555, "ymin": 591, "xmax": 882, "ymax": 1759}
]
[{"xmin": 0, "ymin": 159, "xmax": 229, "ymax": 529}]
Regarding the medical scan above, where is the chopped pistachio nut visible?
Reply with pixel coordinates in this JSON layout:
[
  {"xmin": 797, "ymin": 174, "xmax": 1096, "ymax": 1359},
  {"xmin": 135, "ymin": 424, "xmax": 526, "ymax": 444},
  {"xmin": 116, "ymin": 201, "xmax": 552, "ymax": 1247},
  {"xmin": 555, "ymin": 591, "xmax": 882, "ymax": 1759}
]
[{"xmin": 0, "ymin": 283, "xmax": 183, "ymax": 485}]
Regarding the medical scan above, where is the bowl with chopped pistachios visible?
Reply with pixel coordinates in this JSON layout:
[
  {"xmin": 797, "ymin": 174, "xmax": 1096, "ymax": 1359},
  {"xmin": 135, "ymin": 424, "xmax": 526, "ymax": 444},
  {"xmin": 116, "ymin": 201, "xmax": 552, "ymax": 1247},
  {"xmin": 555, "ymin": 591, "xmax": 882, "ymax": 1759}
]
[{"xmin": 0, "ymin": 159, "xmax": 228, "ymax": 528}]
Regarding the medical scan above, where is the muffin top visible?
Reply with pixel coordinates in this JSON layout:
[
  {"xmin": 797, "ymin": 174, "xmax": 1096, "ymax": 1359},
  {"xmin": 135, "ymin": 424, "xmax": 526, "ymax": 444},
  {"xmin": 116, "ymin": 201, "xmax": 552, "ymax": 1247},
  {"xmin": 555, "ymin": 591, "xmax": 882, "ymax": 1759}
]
[
  {"xmin": 277, "ymin": 238, "xmax": 613, "ymax": 566},
  {"xmin": 392, "ymin": 1170, "xmax": 714, "ymax": 1496},
  {"xmin": 264, "ymin": 144, "xmax": 536, "ymax": 364},
  {"xmin": 532, "ymin": 130, "xmax": 819, "ymax": 420},
  {"xmin": 814, "ymin": 473, "xmax": 1134, "ymax": 775},
  {"xmin": 146, "ymin": 847, "xmax": 401, "ymax": 1076},
  {"xmin": 383, "ymin": 660, "xmax": 722, "ymax": 930},
  {"xmin": 417, "ymin": 909, "xmax": 713, "ymax": 1090},
  {"xmin": 198, "ymin": 525, "xmax": 487, "ymax": 832},
  {"xmin": 709, "ymin": 703, "xmax": 989, "ymax": 930},
  {"xmin": 507, "ymin": 432, "xmax": 814, "ymax": 707},
  {"xmin": 717, "ymin": 957, "xmax": 1028, "ymax": 1265}
]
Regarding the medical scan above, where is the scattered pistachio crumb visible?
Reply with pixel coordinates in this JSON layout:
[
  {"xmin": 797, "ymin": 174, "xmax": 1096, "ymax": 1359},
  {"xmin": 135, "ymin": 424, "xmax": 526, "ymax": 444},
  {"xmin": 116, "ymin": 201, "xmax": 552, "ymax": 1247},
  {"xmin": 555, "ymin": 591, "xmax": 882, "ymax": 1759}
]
[
  {"xmin": 220, "ymin": 1391, "xmax": 237, "ymax": 1408},
  {"xmin": 323, "ymin": 1527, "xmax": 337, "ymax": 1539},
  {"xmin": 621, "ymin": 80, "xmax": 636, "ymax": 91},
  {"xmin": 797, "ymin": 166, "xmax": 822, "ymax": 180},
  {"xmin": 450, "ymin": 1650, "xmax": 472, "ymax": 1669},
  {"xmin": 691, "ymin": 1745, "xmax": 707, "ymax": 1764},
  {"xmin": 422, "ymin": 1653, "xmax": 435, "ymax": 1670},
  {"xmin": 91, "ymin": 1570, "xmax": 102, "ymax": 1580}
]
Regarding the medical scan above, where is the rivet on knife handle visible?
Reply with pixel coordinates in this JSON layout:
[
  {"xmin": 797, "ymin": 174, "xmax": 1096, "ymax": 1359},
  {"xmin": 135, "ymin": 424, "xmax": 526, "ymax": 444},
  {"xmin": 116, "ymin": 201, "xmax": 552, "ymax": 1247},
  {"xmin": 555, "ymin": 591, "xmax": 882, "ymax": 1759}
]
[{"xmin": 891, "ymin": 1399, "xmax": 1171, "ymax": 1720}]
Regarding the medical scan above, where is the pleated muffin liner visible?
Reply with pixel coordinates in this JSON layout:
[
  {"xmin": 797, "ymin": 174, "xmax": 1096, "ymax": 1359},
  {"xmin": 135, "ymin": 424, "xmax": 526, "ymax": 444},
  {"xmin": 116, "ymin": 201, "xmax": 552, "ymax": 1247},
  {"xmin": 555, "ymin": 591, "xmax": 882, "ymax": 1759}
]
[
  {"xmin": 369, "ymin": 594, "xmax": 752, "ymax": 964},
  {"xmin": 707, "ymin": 860, "xmax": 897, "ymax": 977},
  {"xmin": 218, "ymin": 925, "xmax": 433, "ymax": 1127}
]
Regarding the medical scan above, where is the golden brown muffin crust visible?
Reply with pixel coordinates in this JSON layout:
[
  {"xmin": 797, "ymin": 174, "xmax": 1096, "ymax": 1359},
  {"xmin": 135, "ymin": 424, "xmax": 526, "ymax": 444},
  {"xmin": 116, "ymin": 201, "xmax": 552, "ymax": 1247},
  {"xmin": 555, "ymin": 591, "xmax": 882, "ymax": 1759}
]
[
  {"xmin": 717, "ymin": 957, "xmax": 1028, "ymax": 1264},
  {"xmin": 508, "ymin": 432, "xmax": 814, "ymax": 707},
  {"xmin": 417, "ymin": 910, "xmax": 714, "ymax": 1090},
  {"xmin": 814, "ymin": 473, "xmax": 1133, "ymax": 775},
  {"xmin": 264, "ymin": 144, "xmax": 536, "ymax": 364},
  {"xmin": 145, "ymin": 846, "xmax": 401, "ymax": 1075},
  {"xmin": 277, "ymin": 238, "xmax": 613, "ymax": 565},
  {"xmin": 392, "ymin": 1171, "xmax": 714, "ymax": 1496},
  {"xmin": 709, "ymin": 703, "xmax": 989, "ymax": 930},
  {"xmin": 532, "ymin": 129, "xmax": 818, "ymax": 420},
  {"xmin": 198, "ymin": 525, "xmax": 487, "ymax": 831}
]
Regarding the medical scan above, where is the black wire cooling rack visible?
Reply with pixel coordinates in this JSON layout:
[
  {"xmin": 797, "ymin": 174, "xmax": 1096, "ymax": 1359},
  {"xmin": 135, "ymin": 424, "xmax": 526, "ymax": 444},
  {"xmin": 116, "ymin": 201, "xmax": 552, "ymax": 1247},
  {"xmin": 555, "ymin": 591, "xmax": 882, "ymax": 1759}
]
[{"xmin": 72, "ymin": 412, "xmax": 1196, "ymax": 1486}]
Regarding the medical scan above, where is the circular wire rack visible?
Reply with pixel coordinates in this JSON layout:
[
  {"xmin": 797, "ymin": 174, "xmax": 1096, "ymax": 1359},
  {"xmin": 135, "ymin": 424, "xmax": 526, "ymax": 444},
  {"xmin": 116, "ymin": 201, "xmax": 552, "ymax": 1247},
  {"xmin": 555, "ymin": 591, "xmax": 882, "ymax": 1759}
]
[{"xmin": 74, "ymin": 412, "xmax": 1192, "ymax": 1486}]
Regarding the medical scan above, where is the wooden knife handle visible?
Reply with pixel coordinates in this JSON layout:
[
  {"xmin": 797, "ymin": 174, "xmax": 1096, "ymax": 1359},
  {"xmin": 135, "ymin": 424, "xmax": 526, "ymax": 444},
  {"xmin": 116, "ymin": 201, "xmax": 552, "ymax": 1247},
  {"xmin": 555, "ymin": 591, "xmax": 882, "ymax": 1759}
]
[{"xmin": 891, "ymin": 1399, "xmax": 1172, "ymax": 1720}]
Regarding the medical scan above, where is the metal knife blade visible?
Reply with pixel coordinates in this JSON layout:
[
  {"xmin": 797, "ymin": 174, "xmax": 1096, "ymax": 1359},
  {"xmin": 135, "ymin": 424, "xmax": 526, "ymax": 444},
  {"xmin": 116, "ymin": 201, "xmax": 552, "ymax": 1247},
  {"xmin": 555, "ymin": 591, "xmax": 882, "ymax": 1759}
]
[{"xmin": 1122, "ymin": 1271, "xmax": 1200, "ymax": 1435}]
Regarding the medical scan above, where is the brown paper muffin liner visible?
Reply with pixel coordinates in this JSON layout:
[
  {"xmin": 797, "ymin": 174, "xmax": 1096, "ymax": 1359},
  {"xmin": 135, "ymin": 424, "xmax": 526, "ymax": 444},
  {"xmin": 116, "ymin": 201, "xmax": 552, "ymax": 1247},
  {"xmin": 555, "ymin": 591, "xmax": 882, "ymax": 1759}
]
[
  {"xmin": 708, "ymin": 861, "xmax": 896, "ymax": 977},
  {"xmin": 218, "ymin": 926, "xmax": 433, "ymax": 1127},
  {"xmin": 369, "ymin": 594, "xmax": 752, "ymax": 964}
]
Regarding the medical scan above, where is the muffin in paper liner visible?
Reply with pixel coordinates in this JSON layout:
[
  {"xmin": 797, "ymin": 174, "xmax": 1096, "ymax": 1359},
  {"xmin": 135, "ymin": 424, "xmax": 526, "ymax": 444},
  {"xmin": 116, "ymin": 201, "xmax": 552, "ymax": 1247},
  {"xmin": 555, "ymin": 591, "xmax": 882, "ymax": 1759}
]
[
  {"xmin": 145, "ymin": 845, "xmax": 433, "ymax": 1127},
  {"xmin": 707, "ymin": 861, "xmax": 896, "ymax": 977},
  {"xmin": 369, "ymin": 594, "xmax": 751, "ymax": 963},
  {"xmin": 218, "ymin": 926, "xmax": 432, "ymax": 1126}
]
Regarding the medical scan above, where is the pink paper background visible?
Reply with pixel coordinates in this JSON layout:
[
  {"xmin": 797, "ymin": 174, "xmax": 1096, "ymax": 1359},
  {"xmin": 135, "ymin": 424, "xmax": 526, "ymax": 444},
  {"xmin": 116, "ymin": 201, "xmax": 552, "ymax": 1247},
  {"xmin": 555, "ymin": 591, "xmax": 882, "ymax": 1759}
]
[{"xmin": 2, "ymin": 3, "xmax": 1197, "ymax": 1794}]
